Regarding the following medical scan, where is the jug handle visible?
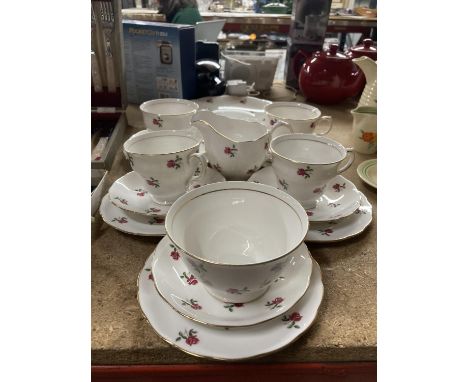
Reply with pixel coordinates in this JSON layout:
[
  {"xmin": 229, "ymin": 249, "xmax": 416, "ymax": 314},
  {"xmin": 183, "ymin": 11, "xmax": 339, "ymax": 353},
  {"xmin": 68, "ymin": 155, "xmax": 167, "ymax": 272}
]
[
  {"xmin": 188, "ymin": 153, "xmax": 208, "ymax": 182},
  {"xmin": 315, "ymin": 116, "xmax": 333, "ymax": 136},
  {"xmin": 337, "ymin": 148, "xmax": 355, "ymax": 174},
  {"xmin": 293, "ymin": 49, "xmax": 309, "ymax": 79}
]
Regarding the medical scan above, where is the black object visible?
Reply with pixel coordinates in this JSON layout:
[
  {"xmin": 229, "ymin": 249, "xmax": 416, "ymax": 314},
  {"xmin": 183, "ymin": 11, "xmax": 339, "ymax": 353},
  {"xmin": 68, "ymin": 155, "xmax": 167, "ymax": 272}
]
[
  {"xmin": 195, "ymin": 59, "xmax": 226, "ymax": 98},
  {"xmin": 196, "ymin": 41, "xmax": 220, "ymax": 61}
]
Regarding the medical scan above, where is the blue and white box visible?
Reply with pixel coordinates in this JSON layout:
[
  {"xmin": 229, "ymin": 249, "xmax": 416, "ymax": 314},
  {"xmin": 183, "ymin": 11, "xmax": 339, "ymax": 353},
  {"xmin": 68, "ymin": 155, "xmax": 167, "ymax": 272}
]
[{"xmin": 123, "ymin": 20, "xmax": 196, "ymax": 103}]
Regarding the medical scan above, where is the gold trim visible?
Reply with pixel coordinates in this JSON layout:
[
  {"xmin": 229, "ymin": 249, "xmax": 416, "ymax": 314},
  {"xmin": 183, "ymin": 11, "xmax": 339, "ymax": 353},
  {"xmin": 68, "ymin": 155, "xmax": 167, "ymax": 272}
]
[
  {"xmin": 265, "ymin": 102, "xmax": 321, "ymax": 121},
  {"xmin": 99, "ymin": 194, "xmax": 165, "ymax": 237},
  {"xmin": 124, "ymin": 130, "xmax": 202, "ymax": 158},
  {"xmin": 136, "ymin": 252, "xmax": 324, "ymax": 362},
  {"xmin": 164, "ymin": 184, "xmax": 309, "ymax": 267},
  {"xmin": 270, "ymin": 133, "xmax": 349, "ymax": 166},
  {"xmin": 192, "ymin": 118, "xmax": 269, "ymax": 144},
  {"xmin": 140, "ymin": 99, "xmax": 199, "ymax": 117},
  {"xmin": 151, "ymin": 239, "xmax": 314, "ymax": 328}
]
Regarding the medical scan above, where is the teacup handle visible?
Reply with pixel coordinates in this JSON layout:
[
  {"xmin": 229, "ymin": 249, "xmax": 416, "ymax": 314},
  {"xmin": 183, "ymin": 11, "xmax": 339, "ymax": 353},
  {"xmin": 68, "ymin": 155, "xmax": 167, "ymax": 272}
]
[
  {"xmin": 188, "ymin": 153, "xmax": 208, "ymax": 182},
  {"xmin": 270, "ymin": 120, "xmax": 293, "ymax": 136},
  {"xmin": 337, "ymin": 148, "xmax": 355, "ymax": 174},
  {"xmin": 315, "ymin": 116, "xmax": 333, "ymax": 136}
]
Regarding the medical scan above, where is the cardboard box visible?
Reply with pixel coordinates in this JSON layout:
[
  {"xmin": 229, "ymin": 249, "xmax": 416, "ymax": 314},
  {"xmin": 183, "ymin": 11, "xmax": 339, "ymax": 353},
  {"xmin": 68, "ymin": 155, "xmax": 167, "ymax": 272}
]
[{"xmin": 123, "ymin": 20, "xmax": 196, "ymax": 103}]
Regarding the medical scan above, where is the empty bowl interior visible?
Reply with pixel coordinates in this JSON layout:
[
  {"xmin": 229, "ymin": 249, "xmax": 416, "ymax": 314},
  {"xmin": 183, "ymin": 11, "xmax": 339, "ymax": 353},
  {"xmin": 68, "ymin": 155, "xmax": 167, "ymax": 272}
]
[
  {"xmin": 127, "ymin": 135, "xmax": 198, "ymax": 155},
  {"xmin": 273, "ymin": 137, "xmax": 344, "ymax": 164},
  {"xmin": 141, "ymin": 100, "xmax": 197, "ymax": 116},
  {"xmin": 267, "ymin": 104, "xmax": 320, "ymax": 120},
  {"xmin": 169, "ymin": 189, "xmax": 305, "ymax": 265}
]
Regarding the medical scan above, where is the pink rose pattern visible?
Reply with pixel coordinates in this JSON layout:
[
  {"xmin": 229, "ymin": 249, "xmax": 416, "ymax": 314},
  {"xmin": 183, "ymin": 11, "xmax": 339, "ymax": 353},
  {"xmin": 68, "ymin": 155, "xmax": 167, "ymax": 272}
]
[
  {"xmin": 175, "ymin": 329, "xmax": 199, "ymax": 346},
  {"xmin": 332, "ymin": 183, "xmax": 346, "ymax": 192},
  {"xmin": 180, "ymin": 272, "xmax": 198, "ymax": 285},
  {"xmin": 112, "ymin": 217, "xmax": 128, "ymax": 224},
  {"xmin": 319, "ymin": 228, "xmax": 334, "ymax": 236},
  {"xmin": 169, "ymin": 244, "xmax": 180, "ymax": 260},
  {"xmin": 282, "ymin": 312, "xmax": 302, "ymax": 329},
  {"xmin": 224, "ymin": 302, "xmax": 244, "ymax": 312},
  {"xmin": 297, "ymin": 166, "xmax": 313, "ymax": 178},
  {"xmin": 265, "ymin": 297, "xmax": 284, "ymax": 309},
  {"xmin": 167, "ymin": 155, "xmax": 182, "ymax": 169},
  {"xmin": 148, "ymin": 216, "xmax": 164, "ymax": 225},
  {"xmin": 224, "ymin": 144, "xmax": 238, "ymax": 157},
  {"xmin": 279, "ymin": 179, "xmax": 288, "ymax": 190},
  {"xmin": 152, "ymin": 116, "xmax": 163, "ymax": 127},
  {"xmin": 134, "ymin": 189, "xmax": 147, "ymax": 197},
  {"xmin": 144, "ymin": 268, "xmax": 153, "ymax": 281},
  {"xmin": 226, "ymin": 287, "xmax": 250, "ymax": 295},
  {"xmin": 181, "ymin": 298, "xmax": 202, "ymax": 310},
  {"xmin": 146, "ymin": 177, "xmax": 160, "ymax": 188},
  {"xmin": 114, "ymin": 196, "xmax": 128, "ymax": 205},
  {"xmin": 145, "ymin": 207, "xmax": 161, "ymax": 214}
]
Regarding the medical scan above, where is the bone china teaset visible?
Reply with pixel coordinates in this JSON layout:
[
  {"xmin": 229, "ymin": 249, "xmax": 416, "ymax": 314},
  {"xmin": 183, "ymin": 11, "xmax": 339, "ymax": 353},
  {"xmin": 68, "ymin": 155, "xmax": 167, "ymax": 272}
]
[{"xmin": 99, "ymin": 96, "xmax": 373, "ymax": 360}]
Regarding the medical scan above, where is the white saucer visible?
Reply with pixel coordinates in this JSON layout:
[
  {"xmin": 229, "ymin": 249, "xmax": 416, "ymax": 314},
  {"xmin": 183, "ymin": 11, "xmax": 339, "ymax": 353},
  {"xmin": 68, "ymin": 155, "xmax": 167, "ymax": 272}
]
[
  {"xmin": 109, "ymin": 168, "xmax": 225, "ymax": 216},
  {"xmin": 306, "ymin": 192, "xmax": 373, "ymax": 242},
  {"xmin": 194, "ymin": 95, "xmax": 272, "ymax": 124},
  {"xmin": 357, "ymin": 159, "xmax": 377, "ymax": 189},
  {"xmin": 248, "ymin": 166, "xmax": 361, "ymax": 222},
  {"xmin": 138, "ymin": 249, "xmax": 324, "ymax": 361},
  {"xmin": 152, "ymin": 236, "xmax": 313, "ymax": 327},
  {"xmin": 99, "ymin": 193, "xmax": 165, "ymax": 236}
]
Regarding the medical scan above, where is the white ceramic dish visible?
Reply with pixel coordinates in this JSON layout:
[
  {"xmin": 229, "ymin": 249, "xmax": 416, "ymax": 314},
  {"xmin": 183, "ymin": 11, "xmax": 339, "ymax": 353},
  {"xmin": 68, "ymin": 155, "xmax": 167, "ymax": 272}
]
[
  {"xmin": 165, "ymin": 181, "xmax": 309, "ymax": 303},
  {"xmin": 357, "ymin": 159, "xmax": 377, "ymax": 188},
  {"xmin": 152, "ymin": 236, "xmax": 313, "ymax": 327},
  {"xmin": 138, "ymin": 249, "xmax": 324, "ymax": 360},
  {"xmin": 194, "ymin": 95, "xmax": 272, "ymax": 124},
  {"xmin": 306, "ymin": 192, "xmax": 373, "ymax": 242},
  {"xmin": 248, "ymin": 166, "xmax": 361, "ymax": 222},
  {"xmin": 109, "ymin": 168, "xmax": 225, "ymax": 217},
  {"xmin": 99, "ymin": 193, "xmax": 165, "ymax": 236}
]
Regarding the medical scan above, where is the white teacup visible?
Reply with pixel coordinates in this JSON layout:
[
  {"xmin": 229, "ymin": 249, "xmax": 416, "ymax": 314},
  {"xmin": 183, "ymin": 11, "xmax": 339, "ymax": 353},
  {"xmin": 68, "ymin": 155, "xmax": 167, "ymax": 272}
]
[
  {"xmin": 140, "ymin": 98, "xmax": 199, "ymax": 130},
  {"xmin": 270, "ymin": 134, "xmax": 354, "ymax": 209},
  {"xmin": 123, "ymin": 129, "xmax": 207, "ymax": 205},
  {"xmin": 265, "ymin": 102, "xmax": 333, "ymax": 136},
  {"xmin": 165, "ymin": 181, "xmax": 309, "ymax": 303}
]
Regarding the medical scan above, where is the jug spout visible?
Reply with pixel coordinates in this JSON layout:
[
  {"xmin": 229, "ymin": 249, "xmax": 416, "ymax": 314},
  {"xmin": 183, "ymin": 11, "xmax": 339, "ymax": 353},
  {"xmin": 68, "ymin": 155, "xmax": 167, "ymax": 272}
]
[{"xmin": 352, "ymin": 56, "xmax": 377, "ymax": 84}]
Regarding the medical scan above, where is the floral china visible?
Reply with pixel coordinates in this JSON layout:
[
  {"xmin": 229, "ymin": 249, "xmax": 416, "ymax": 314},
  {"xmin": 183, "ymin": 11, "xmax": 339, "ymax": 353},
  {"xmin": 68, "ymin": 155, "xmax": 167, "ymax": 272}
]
[
  {"xmin": 164, "ymin": 181, "xmax": 309, "ymax": 303},
  {"xmin": 248, "ymin": 166, "xmax": 361, "ymax": 222},
  {"xmin": 270, "ymin": 134, "xmax": 355, "ymax": 209},
  {"xmin": 192, "ymin": 110, "xmax": 292, "ymax": 180},
  {"xmin": 138, "ymin": 249, "xmax": 324, "ymax": 360},
  {"xmin": 264, "ymin": 102, "xmax": 333, "ymax": 136},
  {"xmin": 109, "ymin": 168, "xmax": 226, "ymax": 217},
  {"xmin": 351, "ymin": 106, "xmax": 377, "ymax": 154},
  {"xmin": 357, "ymin": 159, "xmax": 377, "ymax": 189},
  {"xmin": 306, "ymin": 193, "xmax": 372, "ymax": 242},
  {"xmin": 194, "ymin": 95, "xmax": 272, "ymax": 124},
  {"xmin": 152, "ymin": 236, "xmax": 313, "ymax": 327},
  {"xmin": 99, "ymin": 193, "xmax": 165, "ymax": 236},
  {"xmin": 123, "ymin": 129, "xmax": 207, "ymax": 205},
  {"xmin": 140, "ymin": 98, "xmax": 199, "ymax": 130}
]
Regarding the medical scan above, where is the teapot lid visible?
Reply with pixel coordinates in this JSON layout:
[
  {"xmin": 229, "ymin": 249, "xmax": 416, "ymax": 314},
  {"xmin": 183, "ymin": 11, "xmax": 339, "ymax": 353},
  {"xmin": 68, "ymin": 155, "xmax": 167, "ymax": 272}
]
[
  {"xmin": 315, "ymin": 44, "xmax": 350, "ymax": 61},
  {"xmin": 349, "ymin": 39, "xmax": 377, "ymax": 59}
]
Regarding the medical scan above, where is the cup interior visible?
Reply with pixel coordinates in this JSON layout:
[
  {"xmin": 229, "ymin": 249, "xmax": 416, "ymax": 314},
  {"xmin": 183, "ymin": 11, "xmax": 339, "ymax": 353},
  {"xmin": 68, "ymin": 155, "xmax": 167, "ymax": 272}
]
[
  {"xmin": 140, "ymin": 99, "xmax": 198, "ymax": 116},
  {"xmin": 266, "ymin": 102, "xmax": 320, "ymax": 121},
  {"xmin": 167, "ymin": 187, "xmax": 307, "ymax": 265},
  {"xmin": 125, "ymin": 131, "xmax": 200, "ymax": 155},
  {"xmin": 272, "ymin": 135, "xmax": 345, "ymax": 164}
]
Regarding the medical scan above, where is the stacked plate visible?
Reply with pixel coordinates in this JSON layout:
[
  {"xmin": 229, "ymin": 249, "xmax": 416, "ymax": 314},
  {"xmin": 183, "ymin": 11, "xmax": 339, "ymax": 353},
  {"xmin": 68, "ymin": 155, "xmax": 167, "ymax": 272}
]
[
  {"xmin": 138, "ymin": 182, "xmax": 324, "ymax": 360},
  {"xmin": 249, "ymin": 166, "xmax": 372, "ymax": 243},
  {"xmin": 99, "ymin": 168, "xmax": 226, "ymax": 236}
]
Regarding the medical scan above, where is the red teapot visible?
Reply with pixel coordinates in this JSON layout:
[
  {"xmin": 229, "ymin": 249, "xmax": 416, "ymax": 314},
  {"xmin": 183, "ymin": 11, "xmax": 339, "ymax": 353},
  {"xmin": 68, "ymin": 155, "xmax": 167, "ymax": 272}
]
[{"xmin": 294, "ymin": 44, "xmax": 362, "ymax": 105}]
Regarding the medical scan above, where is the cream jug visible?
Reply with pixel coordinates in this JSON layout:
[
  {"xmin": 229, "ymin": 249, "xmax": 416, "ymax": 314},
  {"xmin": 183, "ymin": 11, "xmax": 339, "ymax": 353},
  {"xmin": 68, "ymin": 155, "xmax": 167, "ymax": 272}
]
[{"xmin": 353, "ymin": 56, "xmax": 377, "ymax": 108}]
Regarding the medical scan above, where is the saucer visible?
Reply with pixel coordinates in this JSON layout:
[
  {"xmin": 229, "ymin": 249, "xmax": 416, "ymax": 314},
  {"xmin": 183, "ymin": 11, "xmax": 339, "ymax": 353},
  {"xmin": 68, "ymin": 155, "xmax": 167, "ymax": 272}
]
[
  {"xmin": 109, "ymin": 168, "xmax": 225, "ymax": 216},
  {"xmin": 248, "ymin": 166, "xmax": 361, "ymax": 222},
  {"xmin": 152, "ymin": 236, "xmax": 313, "ymax": 327},
  {"xmin": 194, "ymin": 95, "xmax": 271, "ymax": 124},
  {"xmin": 99, "ymin": 193, "xmax": 165, "ymax": 236},
  {"xmin": 138, "ymin": 250, "xmax": 324, "ymax": 361},
  {"xmin": 357, "ymin": 159, "xmax": 377, "ymax": 189},
  {"xmin": 305, "ymin": 192, "xmax": 373, "ymax": 242}
]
